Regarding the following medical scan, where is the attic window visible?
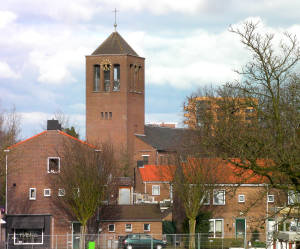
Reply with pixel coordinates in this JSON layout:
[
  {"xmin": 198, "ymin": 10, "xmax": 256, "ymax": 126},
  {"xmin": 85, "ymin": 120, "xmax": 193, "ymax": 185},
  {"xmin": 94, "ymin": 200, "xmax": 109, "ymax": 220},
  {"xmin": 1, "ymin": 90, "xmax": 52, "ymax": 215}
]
[
  {"xmin": 48, "ymin": 157, "xmax": 60, "ymax": 173},
  {"xmin": 142, "ymin": 155, "xmax": 149, "ymax": 166},
  {"xmin": 93, "ymin": 65, "xmax": 100, "ymax": 92}
]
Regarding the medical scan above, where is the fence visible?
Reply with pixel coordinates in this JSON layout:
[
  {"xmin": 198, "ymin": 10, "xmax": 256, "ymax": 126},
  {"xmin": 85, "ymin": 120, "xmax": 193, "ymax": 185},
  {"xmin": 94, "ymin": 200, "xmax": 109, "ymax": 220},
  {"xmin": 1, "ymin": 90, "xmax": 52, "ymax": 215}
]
[{"xmin": 5, "ymin": 233, "xmax": 275, "ymax": 249}]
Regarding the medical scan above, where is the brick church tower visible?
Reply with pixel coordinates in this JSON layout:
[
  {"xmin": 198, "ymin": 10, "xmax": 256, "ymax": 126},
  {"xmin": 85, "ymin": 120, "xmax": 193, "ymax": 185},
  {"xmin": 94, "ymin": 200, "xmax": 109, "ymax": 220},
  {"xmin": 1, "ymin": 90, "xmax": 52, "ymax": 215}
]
[{"xmin": 86, "ymin": 31, "xmax": 145, "ymax": 159}]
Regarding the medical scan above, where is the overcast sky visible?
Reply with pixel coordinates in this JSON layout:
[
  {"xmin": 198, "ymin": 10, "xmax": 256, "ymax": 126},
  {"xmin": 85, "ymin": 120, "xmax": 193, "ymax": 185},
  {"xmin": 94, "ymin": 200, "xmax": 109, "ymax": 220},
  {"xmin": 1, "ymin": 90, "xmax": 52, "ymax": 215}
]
[{"xmin": 1, "ymin": 0, "xmax": 300, "ymax": 139}]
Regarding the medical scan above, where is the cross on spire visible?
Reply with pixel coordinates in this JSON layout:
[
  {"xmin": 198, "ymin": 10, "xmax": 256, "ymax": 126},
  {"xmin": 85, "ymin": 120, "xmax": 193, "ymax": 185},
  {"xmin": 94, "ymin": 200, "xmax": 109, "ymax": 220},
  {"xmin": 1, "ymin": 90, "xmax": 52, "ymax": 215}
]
[{"xmin": 113, "ymin": 8, "xmax": 118, "ymax": 31}]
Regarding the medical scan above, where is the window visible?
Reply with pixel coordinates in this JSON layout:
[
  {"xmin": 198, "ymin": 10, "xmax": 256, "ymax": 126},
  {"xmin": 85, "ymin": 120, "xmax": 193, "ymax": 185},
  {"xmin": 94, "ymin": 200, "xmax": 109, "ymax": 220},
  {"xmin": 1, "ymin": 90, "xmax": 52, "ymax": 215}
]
[
  {"xmin": 14, "ymin": 229, "xmax": 43, "ymax": 244},
  {"xmin": 267, "ymin": 195, "xmax": 274, "ymax": 203},
  {"xmin": 125, "ymin": 224, "xmax": 132, "ymax": 232},
  {"xmin": 213, "ymin": 190, "xmax": 225, "ymax": 205},
  {"xmin": 238, "ymin": 194, "xmax": 245, "ymax": 203},
  {"xmin": 152, "ymin": 185, "xmax": 160, "ymax": 196},
  {"xmin": 48, "ymin": 157, "xmax": 60, "ymax": 173},
  {"xmin": 142, "ymin": 155, "xmax": 149, "ymax": 165},
  {"xmin": 202, "ymin": 192, "xmax": 210, "ymax": 205},
  {"xmin": 113, "ymin": 64, "xmax": 120, "ymax": 91},
  {"xmin": 288, "ymin": 191, "xmax": 300, "ymax": 205},
  {"xmin": 104, "ymin": 65, "xmax": 110, "ymax": 92},
  {"xmin": 29, "ymin": 188, "xmax": 36, "ymax": 200},
  {"xmin": 44, "ymin": 189, "xmax": 51, "ymax": 197},
  {"xmin": 144, "ymin": 224, "xmax": 150, "ymax": 232},
  {"xmin": 101, "ymin": 112, "xmax": 104, "ymax": 119},
  {"xmin": 108, "ymin": 224, "xmax": 115, "ymax": 232},
  {"xmin": 209, "ymin": 219, "xmax": 223, "ymax": 238},
  {"xmin": 109, "ymin": 112, "xmax": 112, "ymax": 119},
  {"xmin": 58, "ymin": 189, "xmax": 65, "ymax": 196},
  {"xmin": 105, "ymin": 112, "xmax": 108, "ymax": 119},
  {"xmin": 93, "ymin": 65, "xmax": 100, "ymax": 92}
]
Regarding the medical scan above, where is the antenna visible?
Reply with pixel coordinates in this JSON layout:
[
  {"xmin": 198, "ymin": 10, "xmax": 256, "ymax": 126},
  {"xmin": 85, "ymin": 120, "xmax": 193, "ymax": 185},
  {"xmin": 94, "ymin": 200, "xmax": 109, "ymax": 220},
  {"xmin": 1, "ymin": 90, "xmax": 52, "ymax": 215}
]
[{"xmin": 113, "ymin": 8, "xmax": 119, "ymax": 31}]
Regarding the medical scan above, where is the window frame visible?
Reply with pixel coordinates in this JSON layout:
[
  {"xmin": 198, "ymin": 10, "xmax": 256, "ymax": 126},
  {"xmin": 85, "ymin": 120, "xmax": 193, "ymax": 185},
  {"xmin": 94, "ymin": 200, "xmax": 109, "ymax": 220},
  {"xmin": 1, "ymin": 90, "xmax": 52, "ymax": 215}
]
[
  {"xmin": 44, "ymin": 189, "xmax": 51, "ymax": 197},
  {"xmin": 108, "ymin": 224, "xmax": 115, "ymax": 232},
  {"xmin": 14, "ymin": 229, "xmax": 43, "ymax": 245},
  {"xmin": 125, "ymin": 224, "xmax": 132, "ymax": 232},
  {"xmin": 47, "ymin": 157, "xmax": 60, "ymax": 173},
  {"xmin": 58, "ymin": 189, "xmax": 65, "ymax": 197},
  {"xmin": 213, "ymin": 190, "xmax": 225, "ymax": 205},
  {"xmin": 209, "ymin": 219, "xmax": 224, "ymax": 238},
  {"xmin": 144, "ymin": 223, "xmax": 150, "ymax": 232},
  {"xmin": 203, "ymin": 191, "xmax": 210, "ymax": 205},
  {"xmin": 142, "ymin": 155, "xmax": 149, "ymax": 165},
  {"xmin": 29, "ymin": 188, "xmax": 36, "ymax": 200},
  {"xmin": 238, "ymin": 194, "xmax": 245, "ymax": 203},
  {"xmin": 267, "ymin": 195, "xmax": 274, "ymax": 203},
  {"xmin": 152, "ymin": 185, "xmax": 160, "ymax": 196},
  {"xmin": 288, "ymin": 190, "xmax": 299, "ymax": 205}
]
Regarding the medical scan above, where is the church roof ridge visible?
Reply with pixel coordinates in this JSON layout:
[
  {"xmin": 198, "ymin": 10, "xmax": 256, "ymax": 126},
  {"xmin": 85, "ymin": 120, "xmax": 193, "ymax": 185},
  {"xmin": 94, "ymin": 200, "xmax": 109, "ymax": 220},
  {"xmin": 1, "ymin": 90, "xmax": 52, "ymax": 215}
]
[{"xmin": 92, "ymin": 31, "xmax": 139, "ymax": 57}]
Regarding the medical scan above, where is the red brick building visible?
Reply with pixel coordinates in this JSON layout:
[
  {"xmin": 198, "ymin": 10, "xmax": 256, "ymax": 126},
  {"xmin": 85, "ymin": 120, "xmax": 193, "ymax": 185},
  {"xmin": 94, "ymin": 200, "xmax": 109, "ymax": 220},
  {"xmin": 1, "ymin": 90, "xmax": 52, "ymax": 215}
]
[{"xmin": 5, "ymin": 120, "xmax": 95, "ymax": 248}]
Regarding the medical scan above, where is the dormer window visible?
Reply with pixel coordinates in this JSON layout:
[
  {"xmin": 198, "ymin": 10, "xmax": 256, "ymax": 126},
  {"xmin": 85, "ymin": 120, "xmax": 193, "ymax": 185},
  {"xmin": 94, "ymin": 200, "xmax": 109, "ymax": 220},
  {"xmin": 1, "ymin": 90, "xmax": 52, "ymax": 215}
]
[
  {"xmin": 48, "ymin": 157, "xmax": 60, "ymax": 173},
  {"xmin": 113, "ymin": 64, "xmax": 120, "ymax": 91},
  {"xmin": 93, "ymin": 65, "xmax": 100, "ymax": 92},
  {"xmin": 104, "ymin": 65, "xmax": 110, "ymax": 92}
]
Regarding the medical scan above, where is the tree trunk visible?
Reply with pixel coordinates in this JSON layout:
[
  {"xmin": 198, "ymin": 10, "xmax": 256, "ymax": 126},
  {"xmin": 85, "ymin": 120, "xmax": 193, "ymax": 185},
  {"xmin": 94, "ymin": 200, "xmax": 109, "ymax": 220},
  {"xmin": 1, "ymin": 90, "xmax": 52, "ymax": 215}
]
[
  {"xmin": 189, "ymin": 218, "xmax": 196, "ymax": 249},
  {"xmin": 80, "ymin": 223, "xmax": 87, "ymax": 249}
]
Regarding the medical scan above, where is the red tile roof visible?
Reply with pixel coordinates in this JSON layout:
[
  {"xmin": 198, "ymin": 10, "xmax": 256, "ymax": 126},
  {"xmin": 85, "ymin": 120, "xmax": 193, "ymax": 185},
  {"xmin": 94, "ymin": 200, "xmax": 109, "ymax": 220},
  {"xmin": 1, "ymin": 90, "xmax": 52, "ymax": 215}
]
[
  {"xmin": 139, "ymin": 158, "xmax": 269, "ymax": 184},
  {"xmin": 139, "ymin": 165, "xmax": 176, "ymax": 182}
]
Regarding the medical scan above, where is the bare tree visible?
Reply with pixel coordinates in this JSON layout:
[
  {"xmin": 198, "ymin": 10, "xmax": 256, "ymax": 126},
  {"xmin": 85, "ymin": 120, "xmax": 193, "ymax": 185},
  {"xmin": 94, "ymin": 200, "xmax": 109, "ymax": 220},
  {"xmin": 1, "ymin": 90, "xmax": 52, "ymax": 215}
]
[
  {"xmin": 187, "ymin": 21, "xmax": 300, "ymax": 216},
  {"xmin": 173, "ymin": 158, "xmax": 224, "ymax": 249},
  {"xmin": 0, "ymin": 105, "xmax": 21, "ymax": 204},
  {"xmin": 50, "ymin": 140, "xmax": 115, "ymax": 249}
]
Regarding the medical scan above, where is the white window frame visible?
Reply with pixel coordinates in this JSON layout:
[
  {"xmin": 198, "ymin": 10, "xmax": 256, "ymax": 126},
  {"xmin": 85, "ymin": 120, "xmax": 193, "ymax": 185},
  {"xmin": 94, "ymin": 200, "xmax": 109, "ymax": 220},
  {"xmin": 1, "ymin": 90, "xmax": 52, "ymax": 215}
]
[
  {"xmin": 209, "ymin": 219, "xmax": 224, "ymax": 238},
  {"xmin": 144, "ymin": 223, "xmax": 150, "ymax": 232},
  {"xmin": 152, "ymin": 185, "xmax": 160, "ymax": 196},
  {"xmin": 29, "ymin": 188, "xmax": 36, "ymax": 200},
  {"xmin": 14, "ymin": 229, "xmax": 43, "ymax": 245},
  {"xmin": 213, "ymin": 190, "xmax": 225, "ymax": 205},
  {"xmin": 47, "ymin": 157, "xmax": 60, "ymax": 173},
  {"xmin": 44, "ymin": 189, "xmax": 51, "ymax": 197},
  {"xmin": 108, "ymin": 224, "xmax": 115, "ymax": 232},
  {"xmin": 125, "ymin": 224, "xmax": 132, "ymax": 232},
  {"xmin": 238, "ymin": 194, "xmax": 245, "ymax": 203},
  {"xmin": 267, "ymin": 195, "xmax": 274, "ymax": 203},
  {"xmin": 288, "ymin": 190, "xmax": 300, "ymax": 205},
  {"xmin": 58, "ymin": 189, "xmax": 65, "ymax": 196}
]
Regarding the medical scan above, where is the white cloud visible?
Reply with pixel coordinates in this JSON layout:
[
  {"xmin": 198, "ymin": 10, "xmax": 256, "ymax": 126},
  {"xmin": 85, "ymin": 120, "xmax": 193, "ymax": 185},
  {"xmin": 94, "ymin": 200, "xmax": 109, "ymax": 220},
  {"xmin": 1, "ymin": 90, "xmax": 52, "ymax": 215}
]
[
  {"xmin": 0, "ymin": 10, "xmax": 17, "ymax": 29},
  {"xmin": 0, "ymin": 61, "xmax": 20, "ymax": 79}
]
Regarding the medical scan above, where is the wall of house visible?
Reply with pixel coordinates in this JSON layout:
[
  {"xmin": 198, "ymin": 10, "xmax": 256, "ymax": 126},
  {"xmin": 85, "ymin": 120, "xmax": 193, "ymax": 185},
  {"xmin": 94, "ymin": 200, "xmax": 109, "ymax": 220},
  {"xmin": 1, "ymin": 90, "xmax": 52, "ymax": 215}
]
[
  {"xmin": 100, "ymin": 221, "xmax": 162, "ymax": 237},
  {"xmin": 133, "ymin": 138, "xmax": 157, "ymax": 165},
  {"xmin": 7, "ymin": 131, "xmax": 74, "ymax": 237},
  {"xmin": 173, "ymin": 185, "xmax": 286, "ymax": 239},
  {"xmin": 143, "ymin": 182, "xmax": 172, "ymax": 202}
]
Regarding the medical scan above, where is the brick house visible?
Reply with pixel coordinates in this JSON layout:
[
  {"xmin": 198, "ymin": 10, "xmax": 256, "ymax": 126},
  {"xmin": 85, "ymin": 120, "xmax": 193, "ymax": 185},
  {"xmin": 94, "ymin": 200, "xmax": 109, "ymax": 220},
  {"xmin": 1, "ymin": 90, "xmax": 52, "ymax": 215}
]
[
  {"xmin": 134, "ymin": 165, "xmax": 175, "ymax": 208},
  {"xmin": 5, "ymin": 120, "xmax": 95, "ymax": 248},
  {"xmin": 99, "ymin": 205, "xmax": 162, "ymax": 237}
]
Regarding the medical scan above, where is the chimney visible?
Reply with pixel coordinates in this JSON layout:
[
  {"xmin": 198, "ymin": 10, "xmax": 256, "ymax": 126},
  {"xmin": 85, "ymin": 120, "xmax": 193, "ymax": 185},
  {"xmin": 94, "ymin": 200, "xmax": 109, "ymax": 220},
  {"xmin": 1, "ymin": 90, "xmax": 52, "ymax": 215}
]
[{"xmin": 47, "ymin": 120, "xmax": 62, "ymax": 130}]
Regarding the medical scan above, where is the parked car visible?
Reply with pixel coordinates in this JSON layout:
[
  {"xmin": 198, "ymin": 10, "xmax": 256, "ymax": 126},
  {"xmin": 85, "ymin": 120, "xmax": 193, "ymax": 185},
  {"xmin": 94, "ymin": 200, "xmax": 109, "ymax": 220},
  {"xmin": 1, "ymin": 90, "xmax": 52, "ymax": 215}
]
[{"xmin": 121, "ymin": 234, "xmax": 167, "ymax": 249}]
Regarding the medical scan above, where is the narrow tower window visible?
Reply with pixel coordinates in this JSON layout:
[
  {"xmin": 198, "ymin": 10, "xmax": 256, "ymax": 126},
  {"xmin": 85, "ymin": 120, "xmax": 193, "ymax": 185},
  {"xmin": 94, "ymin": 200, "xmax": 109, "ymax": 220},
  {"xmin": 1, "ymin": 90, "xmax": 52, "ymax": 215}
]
[
  {"xmin": 93, "ymin": 65, "xmax": 100, "ymax": 92},
  {"xmin": 104, "ymin": 65, "xmax": 110, "ymax": 92},
  {"xmin": 113, "ymin": 64, "xmax": 120, "ymax": 91}
]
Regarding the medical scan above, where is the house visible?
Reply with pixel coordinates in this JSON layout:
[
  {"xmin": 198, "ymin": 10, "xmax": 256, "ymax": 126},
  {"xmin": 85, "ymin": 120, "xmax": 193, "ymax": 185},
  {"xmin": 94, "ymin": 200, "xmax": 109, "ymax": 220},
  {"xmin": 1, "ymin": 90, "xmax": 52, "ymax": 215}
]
[
  {"xmin": 5, "ymin": 120, "xmax": 96, "ymax": 248},
  {"xmin": 134, "ymin": 165, "xmax": 175, "ymax": 209},
  {"xmin": 134, "ymin": 125, "xmax": 184, "ymax": 167},
  {"xmin": 99, "ymin": 205, "xmax": 162, "ymax": 238}
]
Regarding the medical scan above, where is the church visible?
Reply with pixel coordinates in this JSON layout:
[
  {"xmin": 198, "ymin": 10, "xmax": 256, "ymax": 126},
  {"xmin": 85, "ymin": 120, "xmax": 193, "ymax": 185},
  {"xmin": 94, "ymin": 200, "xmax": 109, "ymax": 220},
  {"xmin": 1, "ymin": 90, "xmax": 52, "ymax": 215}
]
[{"xmin": 85, "ymin": 30, "xmax": 183, "ymax": 174}]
